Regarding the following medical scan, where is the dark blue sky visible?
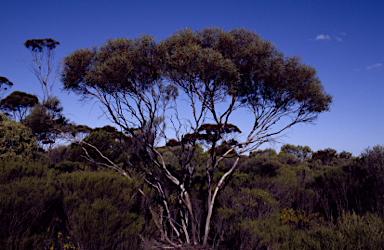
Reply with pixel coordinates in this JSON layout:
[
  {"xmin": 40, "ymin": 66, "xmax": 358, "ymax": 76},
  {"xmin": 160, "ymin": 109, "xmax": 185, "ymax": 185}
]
[{"xmin": 1, "ymin": 0, "xmax": 383, "ymax": 155}]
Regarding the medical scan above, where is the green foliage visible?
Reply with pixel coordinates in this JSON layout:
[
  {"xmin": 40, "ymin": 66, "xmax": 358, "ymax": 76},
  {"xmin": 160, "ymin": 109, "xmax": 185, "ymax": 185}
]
[
  {"xmin": 342, "ymin": 145, "xmax": 384, "ymax": 215},
  {"xmin": 223, "ymin": 213, "xmax": 294, "ymax": 250},
  {"xmin": 0, "ymin": 91, "xmax": 38, "ymax": 121},
  {"xmin": 23, "ymin": 97, "xmax": 67, "ymax": 148},
  {"xmin": 66, "ymin": 199, "xmax": 142, "ymax": 250},
  {"xmin": 296, "ymin": 212, "xmax": 384, "ymax": 250},
  {"xmin": 61, "ymin": 171, "xmax": 144, "ymax": 250},
  {"xmin": 68, "ymin": 127, "xmax": 135, "ymax": 171},
  {"xmin": 225, "ymin": 188, "xmax": 279, "ymax": 220},
  {"xmin": 309, "ymin": 148, "xmax": 353, "ymax": 167},
  {"xmin": 335, "ymin": 212, "xmax": 384, "ymax": 249},
  {"xmin": 61, "ymin": 27, "xmax": 333, "ymax": 245},
  {"xmin": 0, "ymin": 113, "xmax": 37, "ymax": 159},
  {"xmin": 163, "ymin": 27, "xmax": 332, "ymax": 114},
  {"xmin": 280, "ymin": 208, "xmax": 324, "ymax": 229},
  {"xmin": 0, "ymin": 159, "xmax": 60, "ymax": 249},
  {"xmin": 360, "ymin": 145, "xmax": 384, "ymax": 167},
  {"xmin": 158, "ymin": 143, "xmax": 206, "ymax": 178},
  {"xmin": 61, "ymin": 36, "xmax": 164, "ymax": 96},
  {"xmin": 54, "ymin": 161, "xmax": 83, "ymax": 173},
  {"xmin": 242, "ymin": 154, "xmax": 283, "ymax": 177},
  {"xmin": 220, "ymin": 211, "xmax": 384, "ymax": 250},
  {"xmin": 0, "ymin": 158, "xmax": 50, "ymax": 184},
  {"xmin": 250, "ymin": 148, "xmax": 277, "ymax": 158},
  {"xmin": 280, "ymin": 144, "xmax": 312, "ymax": 161},
  {"xmin": 2, "ymin": 142, "xmax": 384, "ymax": 249},
  {"xmin": 311, "ymin": 148, "xmax": 338, "ymax": 166},
  {"xmin": 0, "ymin": 158, "xmax": 146, "ymax": 250}
]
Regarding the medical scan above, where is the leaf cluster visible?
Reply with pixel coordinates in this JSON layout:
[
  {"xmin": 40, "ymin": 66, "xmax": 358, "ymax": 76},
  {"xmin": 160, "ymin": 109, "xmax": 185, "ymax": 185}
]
[
  {"xmin": 23, "ymin": 38, "xmax": 60, "ymax": 52},
  {"xmin": 0, "ymin": 113, "xmax": 37, "ymax": 159}
]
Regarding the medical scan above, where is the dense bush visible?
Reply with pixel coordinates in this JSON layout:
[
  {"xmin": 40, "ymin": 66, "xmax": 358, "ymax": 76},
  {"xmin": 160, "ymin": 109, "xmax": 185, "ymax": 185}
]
[
  {"xmin": 61, "ymin": 171, "xmax": 144, "ymax": 250},
  {"xmin": 0, "ymin": 113, "xmax": 37, "ymax": 160},
  {"xmin": 0, "ymin": 159, "xmax": 60, "ymax": 249},
  {"xmin": 0, "ymin": 158, "xmax": 146, "ymax": 250},
  {"xmin": 2, "ymin": 144, "xmax": 384, "ymax": 249}
]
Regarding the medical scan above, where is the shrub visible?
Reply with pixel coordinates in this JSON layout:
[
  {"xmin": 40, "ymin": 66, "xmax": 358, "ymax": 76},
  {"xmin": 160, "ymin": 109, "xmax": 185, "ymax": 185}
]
[
  {"xmin": 61, "ymin": 171, "xmax": 144, "ymax": 250},
  {"xmin": 0, "ymin": 175, "xmax": 60, "ymax": 249},
  {"xmin": 0, "ymin": 158, "xmax": 50, "ymax": 184},
  {"xmin": 280, "ymin": 208, "xmax": 324, "ymax": 229},
  {"xmin": 0, "ymin": 113, "xmax": 37, "ymax": 159}
]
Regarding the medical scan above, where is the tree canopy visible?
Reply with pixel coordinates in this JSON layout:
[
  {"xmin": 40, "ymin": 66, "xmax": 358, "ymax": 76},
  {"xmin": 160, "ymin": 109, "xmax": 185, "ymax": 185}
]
[
  {"xmin": 0, "ymin": 91, "xmax": 38, "ymax": 121},
  {"xmin": 60, "ymin": 27, "xmax": 332, "ymax": 246},
  {"xmin": 24, "ymin": 38, "xmax": 60, "ymax": 52},
  {"xmin": 280, "ymin": 143, "xmax": 312, "ymax": 161}
]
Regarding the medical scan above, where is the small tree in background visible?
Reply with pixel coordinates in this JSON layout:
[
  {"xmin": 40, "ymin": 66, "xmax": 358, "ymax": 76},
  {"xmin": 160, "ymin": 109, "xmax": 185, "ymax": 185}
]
[
  {"xmin": 23, "ymin": 97, "xmax": 68, "ymax": 150},
  {"xmin": 0, "ymin": 91, "xmax": 38, "ymax": 121},
  {"xmin": 23, "ymin": 38, "xmax": 67, "ymax": 150},
  {"xmin": 280, "ymin": 144, "xmax": 312, "ymax": 161},
  {"xmin": 24, "ymin": 38, "xmax": 60, "ymax": 103}
]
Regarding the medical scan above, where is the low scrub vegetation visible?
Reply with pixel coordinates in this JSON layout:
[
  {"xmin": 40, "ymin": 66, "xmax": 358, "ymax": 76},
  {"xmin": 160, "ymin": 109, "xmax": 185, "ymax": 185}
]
[{"xmin": 1, "ymin": 143, "xmax": 384, "ymax": 249}]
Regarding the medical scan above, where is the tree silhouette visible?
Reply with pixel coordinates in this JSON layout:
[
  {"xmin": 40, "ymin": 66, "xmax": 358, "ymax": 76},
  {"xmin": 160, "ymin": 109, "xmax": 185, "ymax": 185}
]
[
  {"xmin": 24, "ymin": 38, "xmax": 60, "ymax": 102},
  {"xmin": 0, "ymin": 91, "xmax": 38, "ymax": 121},
  {"xmin": 61, "ymin": 27, "xmax": 332, "ymax": 246}
]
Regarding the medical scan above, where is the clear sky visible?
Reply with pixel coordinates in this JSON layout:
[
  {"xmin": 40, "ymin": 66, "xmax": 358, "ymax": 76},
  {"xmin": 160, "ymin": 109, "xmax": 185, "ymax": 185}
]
[{"xmin": 1, "ymin": 0, "xmax": 383, "ymax": 156}]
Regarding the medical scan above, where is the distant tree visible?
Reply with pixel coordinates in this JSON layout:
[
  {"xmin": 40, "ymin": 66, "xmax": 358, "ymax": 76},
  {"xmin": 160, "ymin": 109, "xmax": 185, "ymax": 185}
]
[
  {"xmin": 0, "ymin": 113, "xmax": 37, "ymax": 159},
  {"xmin": 0, "ymin": 91, "xmax": 38, "ymax": 121},
  {"xmin": 311, "ymin": 148, "xmax": 338, "ymax": 166},
  {"xmin": 280, "ymin": 144, "xmax": 312, "ymax": 161},
  {"xmin": 23, "ymin": 38, "xmax": 66, "ymax": 149},
  {"xmin": 24, "ymin": 38, "xmax": 60, "ymax": 102},
  {"xmin": 360, "ymin": 145, "xmax": 384, "ymax": 167},
  {"xmin": 23, "ymin": 96, "xmax": 67, "ymax": 149},
  {"xmin": 249, "ymin": 148, "xmax": 277, "ymax": 158},
  {"xmin": 0, "ymin": 76, "xmax": 13, "ymax": 99},
  {"xmin": 61, "ymin": 27, "xmax": 332, "ymax": 246},
  {"xmin": 338, "ymin": 150, "xmax": 353, "ymax": 160}
]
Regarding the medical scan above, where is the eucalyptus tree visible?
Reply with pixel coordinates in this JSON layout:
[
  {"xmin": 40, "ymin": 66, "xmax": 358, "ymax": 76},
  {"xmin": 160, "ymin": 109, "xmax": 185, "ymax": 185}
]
[
  {"xmin": 24, "ymin": 38, "xmax": 60, "ymax": 103},
  {"xmin": 0, "ymin": 91, "xmax": 38, "ymax": 121},
  {"xmin": 23, "ymin": 39, "xmax": 67, "ymax": 150},
  {"xmin": 23, "ymin": 96, "xmax": 67, "ymax": 149},
  {"xmin": 162, "ymin": 27, "xmax": 332, "ymax": 244},
  {"xmin": 61, "ymin": 36, "xmax": 183, "ymax": 246},
  {"xmin": 280, "ymin": 143, "xmax": 312, "ymax": 161},
  {"xmin": 61, "ymin": 27, "xmax": 332, "ymax": 246}
]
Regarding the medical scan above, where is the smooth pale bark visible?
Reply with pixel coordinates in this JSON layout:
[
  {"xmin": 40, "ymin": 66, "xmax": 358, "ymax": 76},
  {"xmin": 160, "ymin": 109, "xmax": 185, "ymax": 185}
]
[{"xmin": 203, "ymin": 156, "xmax": 240, "ymax": 245}]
